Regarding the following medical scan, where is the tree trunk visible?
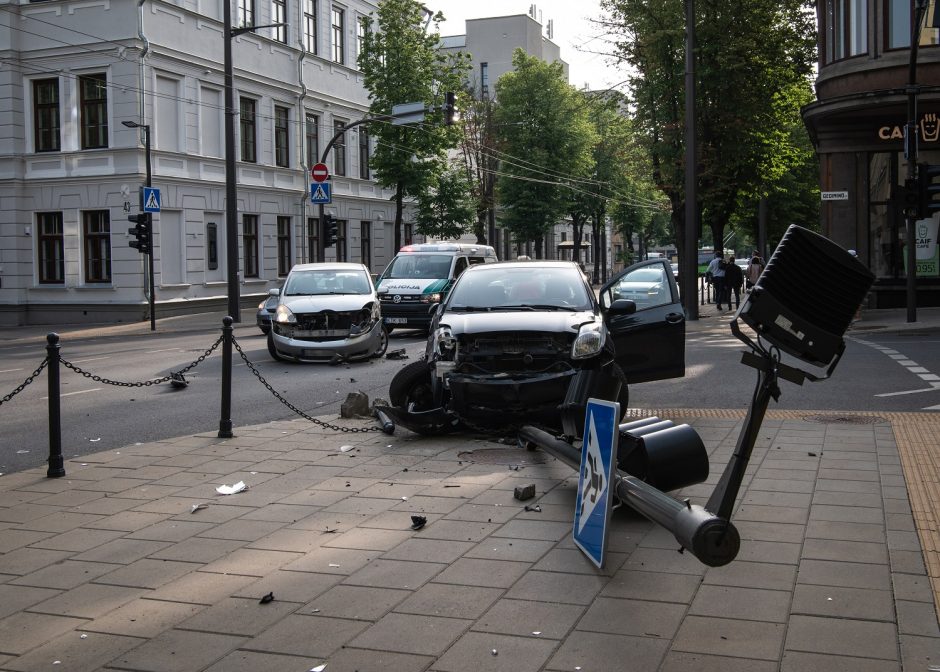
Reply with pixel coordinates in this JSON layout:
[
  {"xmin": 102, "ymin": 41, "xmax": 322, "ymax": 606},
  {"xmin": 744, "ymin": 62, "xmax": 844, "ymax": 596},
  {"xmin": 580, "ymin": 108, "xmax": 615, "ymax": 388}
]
[{"xmin": 394, "ymin": 182, "xmax": 404, "ymax": 252}]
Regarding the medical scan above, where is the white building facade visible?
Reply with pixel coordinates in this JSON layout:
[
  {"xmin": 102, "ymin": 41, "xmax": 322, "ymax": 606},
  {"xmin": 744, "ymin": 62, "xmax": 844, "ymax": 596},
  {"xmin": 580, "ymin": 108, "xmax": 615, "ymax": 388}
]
[{"xmin": 0, "ymin": 0, "xmax": 404, "ymax": 326}]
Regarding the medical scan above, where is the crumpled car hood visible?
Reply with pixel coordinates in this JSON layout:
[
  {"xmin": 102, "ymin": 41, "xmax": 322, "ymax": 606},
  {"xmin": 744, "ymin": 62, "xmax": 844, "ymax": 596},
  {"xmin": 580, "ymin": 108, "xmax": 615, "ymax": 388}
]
[
  {"xmin": 439, "ymin": 310, "xmax": 596, "ymax": 335},
  {"xmin": 279, "ymin": 294, "xmax": 374, "ymax": 313}
]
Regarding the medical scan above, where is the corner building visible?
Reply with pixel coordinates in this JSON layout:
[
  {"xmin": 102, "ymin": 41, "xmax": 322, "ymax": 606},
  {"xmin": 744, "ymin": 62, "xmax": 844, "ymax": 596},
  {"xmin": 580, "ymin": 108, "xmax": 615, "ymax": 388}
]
[{"xmin": 803, "ymin": 0, "xmax": 940, "ymax": 307}]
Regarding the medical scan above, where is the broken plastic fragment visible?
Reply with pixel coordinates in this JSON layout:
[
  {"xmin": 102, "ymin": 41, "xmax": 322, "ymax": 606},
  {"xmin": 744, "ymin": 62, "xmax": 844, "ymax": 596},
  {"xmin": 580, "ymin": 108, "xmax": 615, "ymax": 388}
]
[
  {"xmin": 491, "ymin": 649, "xmax": 498, "ymax": 656},
  {"xmin": 191, "ymin": 503, "xmax": 208, "ymax": 513},
  {"xmin": 310, "ymin": 665, "xmax": 327, "ymax": 672},
  {"xmin": 340, "ymin": 445, "xmax": 355, "ymax": 452},
  {"xmin": 259, "ymin": 592, "xmax": 274, "ymax": 604},
  {"xmin": 524, "ymin": 504, "xmax": 542, "ymax": 513},
  {"xmin": 401, "ymin": 496, "xmax": 408, "ymax": 501},
  {"xmin": 532, "ymin": 631, "xmax": 541, "ymax": 635},
  {"xmin": 215, "ymin": 481, "xmax": 247, "ymax": 495},
  {"xmin": 410, "ymin": 515, "xmax": 427, "ymax": 531},
  {"xmin": 328, "ymin": 563, "xmax": 341, "ymax": 567},
  {"xmin": 80, "ymin": 633, "xmax": 88, "ymax": 639},
  {"xmin": 16, "ymin": 450, "xmax": 29, "ymax": 454},
  {"xmin": 89, "ymin": 438, "xmax": 101, "ymax": 442}
]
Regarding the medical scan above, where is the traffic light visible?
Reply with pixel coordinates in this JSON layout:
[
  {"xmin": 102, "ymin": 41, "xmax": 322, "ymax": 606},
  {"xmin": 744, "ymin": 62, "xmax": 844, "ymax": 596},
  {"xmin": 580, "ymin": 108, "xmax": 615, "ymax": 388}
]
[
  {"xmin": 128, "ymin": 213, "xmax": 152, "ymax": 255},
  {"xmin": 918, "ymin": 163, "xmax": 940, "ymax": 220},
  {"xmin": 444, "ymin": 91, "xmax": 457, "ymax": 126},
  {"xmin": 323, "ymin": 215, "xmax": 338, "ymax": 248}
]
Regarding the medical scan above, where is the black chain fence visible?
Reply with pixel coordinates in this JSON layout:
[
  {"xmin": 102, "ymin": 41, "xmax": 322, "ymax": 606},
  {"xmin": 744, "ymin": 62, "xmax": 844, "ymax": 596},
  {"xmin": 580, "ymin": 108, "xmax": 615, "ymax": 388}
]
[{"xmin": 0, "ymin": 357, "xmax": 49, "ymax": 407}]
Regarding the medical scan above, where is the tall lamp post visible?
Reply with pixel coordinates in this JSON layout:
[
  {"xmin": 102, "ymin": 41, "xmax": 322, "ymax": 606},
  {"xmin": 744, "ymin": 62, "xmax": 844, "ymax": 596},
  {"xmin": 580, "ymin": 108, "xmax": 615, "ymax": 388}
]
[{"xmin": 122, "ymin": 120, "xmax": 156, "ymax": 332}]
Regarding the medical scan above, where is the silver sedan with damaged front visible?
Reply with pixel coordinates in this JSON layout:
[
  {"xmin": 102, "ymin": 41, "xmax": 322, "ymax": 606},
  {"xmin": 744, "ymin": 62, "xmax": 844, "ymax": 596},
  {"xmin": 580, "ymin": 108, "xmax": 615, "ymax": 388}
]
[{"xmin": 267, "ymin": 263, "xmax": 388, "ymax": 363}]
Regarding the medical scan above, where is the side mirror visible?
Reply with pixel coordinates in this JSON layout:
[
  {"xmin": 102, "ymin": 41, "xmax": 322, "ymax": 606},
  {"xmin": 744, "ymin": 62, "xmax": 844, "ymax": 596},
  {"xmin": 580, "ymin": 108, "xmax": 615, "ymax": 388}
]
[
  {"xmin": 607, "ymin": 299, "xmax": 637, "ymax": 315},
  {"xmin": 268, "ymin": 288, "xmax": 280, "ymax": 297}
]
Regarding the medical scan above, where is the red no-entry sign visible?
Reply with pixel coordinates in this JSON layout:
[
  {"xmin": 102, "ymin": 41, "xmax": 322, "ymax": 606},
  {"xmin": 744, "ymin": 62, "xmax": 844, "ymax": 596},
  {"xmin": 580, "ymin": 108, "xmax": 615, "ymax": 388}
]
[{"xmin": 311, "ymin": 163, "xmax": 330, "ymax": 183}]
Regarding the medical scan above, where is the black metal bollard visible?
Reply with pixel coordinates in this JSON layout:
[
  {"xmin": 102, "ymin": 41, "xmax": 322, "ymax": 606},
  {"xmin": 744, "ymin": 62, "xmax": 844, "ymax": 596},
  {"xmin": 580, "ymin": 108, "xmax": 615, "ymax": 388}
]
[
  {"xmin": 46, "ymin": 333, "xmax": 65, "ymax": 478},
  {"xmin": 218, "ymin": 316, "xmax": 234, "ymax": 438}
]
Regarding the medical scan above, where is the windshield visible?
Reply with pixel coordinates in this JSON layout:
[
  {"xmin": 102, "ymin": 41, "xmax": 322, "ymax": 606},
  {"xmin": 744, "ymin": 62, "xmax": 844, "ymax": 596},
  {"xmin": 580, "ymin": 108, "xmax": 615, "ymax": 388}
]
[
  {"xmin": 384, "ymin": 254, "xmax": 452, "ymax": 279},
  {"xmin": 448, "ymin": 266, "xmax": 592, "ymax": 310},
  {"xmin": 620, "ymin": 268, "xmax": 665, "ymax": 284},
  {"xmin": 283, "ymin": 269, "xmax": 372, "ymax": 296}
]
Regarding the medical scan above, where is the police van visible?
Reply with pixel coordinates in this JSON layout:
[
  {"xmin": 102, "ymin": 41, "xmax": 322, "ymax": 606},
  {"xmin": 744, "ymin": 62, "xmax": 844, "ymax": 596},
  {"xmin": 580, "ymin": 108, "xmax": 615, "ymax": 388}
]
[{"xmin": 377, "ymin": 243, "xmax": 498, "ymax": 331}]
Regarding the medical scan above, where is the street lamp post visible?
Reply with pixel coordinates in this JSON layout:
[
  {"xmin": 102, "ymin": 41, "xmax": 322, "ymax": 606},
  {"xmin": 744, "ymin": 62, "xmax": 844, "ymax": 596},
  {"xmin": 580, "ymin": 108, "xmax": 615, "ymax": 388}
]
[{"xmin": 122, "ymin": 120, "xmax": 156, "ymax": 332}]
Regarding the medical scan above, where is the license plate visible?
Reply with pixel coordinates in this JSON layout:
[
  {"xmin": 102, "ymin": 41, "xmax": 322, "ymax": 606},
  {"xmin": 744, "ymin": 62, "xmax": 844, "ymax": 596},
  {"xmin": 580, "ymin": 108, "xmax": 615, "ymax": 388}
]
[{"xmin": 384, "ymin": 317, "xmax": 407, "ymax": 324}]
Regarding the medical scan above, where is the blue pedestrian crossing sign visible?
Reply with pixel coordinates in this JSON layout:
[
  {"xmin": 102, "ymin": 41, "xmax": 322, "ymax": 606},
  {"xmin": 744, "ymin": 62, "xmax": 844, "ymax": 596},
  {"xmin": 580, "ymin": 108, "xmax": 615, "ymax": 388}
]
[
  {"xmin": 142, "ymin": 187, "xmax": 161, "ymax": 213},
  {"xmin": 311, "ymin": 182, "xmax": 332, "ymax": 204},
  {"xmin": 573, "ymin": 398, "xmax": 620, "ymax": 568}
]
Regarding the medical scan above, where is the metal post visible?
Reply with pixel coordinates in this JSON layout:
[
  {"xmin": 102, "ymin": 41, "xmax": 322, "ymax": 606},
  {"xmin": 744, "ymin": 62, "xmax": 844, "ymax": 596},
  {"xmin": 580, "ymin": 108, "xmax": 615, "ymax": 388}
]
[
  {"xmin": 903, "ymin": 1, "xmax": 928, "ymax": 323},
  {"xmin": 218, "ymin": 316, "xmax": 234, "ymax": 438},
  {"xmin": 683, "ymin": 0, "xmax": 699, "ymax": 320},
  {"xmin": 46, "ymin": 333, "xmax": 65, "ymax": 478},
  {"xmin": 144, "ymin": 126, "xmax": 156, "ymax": 332},
  {"xmin": 223, "ymin": 2, "xmax": 241, "ymax": 322}
]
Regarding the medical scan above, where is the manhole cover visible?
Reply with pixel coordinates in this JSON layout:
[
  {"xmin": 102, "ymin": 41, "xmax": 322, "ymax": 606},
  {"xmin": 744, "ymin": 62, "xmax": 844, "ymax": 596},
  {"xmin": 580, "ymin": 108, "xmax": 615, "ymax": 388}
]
[
  {"xmin": 802, "ymin": 414, "xmax": 886, "ymax": 425},
  {"xmin": 457, "ymin": 447, "xmax": 550, "ymax": 465}
]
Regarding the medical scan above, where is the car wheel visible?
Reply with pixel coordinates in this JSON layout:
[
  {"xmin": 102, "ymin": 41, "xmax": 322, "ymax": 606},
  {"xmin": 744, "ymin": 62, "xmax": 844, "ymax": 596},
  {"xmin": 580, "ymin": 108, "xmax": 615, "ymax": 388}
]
[
  {"xmin": 611, "ymin": 363, "xmax": 630, "ymax": 418},
  {"xmin": 389, "ymin": 360, "xmax": 436, "ymax": 411},
  {"xmin": 372, "ymin": 325, "xmax": 389, "ymax": 358},
  {"xmin": 267, "ymin": 332, "xmax": 286, "ymax": 362}
]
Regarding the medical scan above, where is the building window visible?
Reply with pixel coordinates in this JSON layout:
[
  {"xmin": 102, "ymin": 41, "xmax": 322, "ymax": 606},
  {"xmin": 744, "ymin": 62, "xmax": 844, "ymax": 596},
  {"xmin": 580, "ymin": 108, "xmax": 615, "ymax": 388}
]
[
  {"xmin": 332, "ymin": 6, "xmax": 345, "ymax": 64},
  {"xmin": 238, "ymin": 0, "xmax": 255, "ymax": 28},
  {"xmin": 333, "ymin": 119, "xmax": 346, "ymax": 176},
  {"xmin": 83, "ymin": 210, "xmax": 111, "ymax": 283},
  {"xmin": 277, "ymin": 216, "xmax": 291, "ymax": 276},
  {"xmin": 306, "ymin": 113, "xmax": 320, "ymax": 166},
  {"xmin": 206, "ymin": 222, "xmax": 219, "ymax": 270},
  {"xmin": 886, "ymin": 0, "xmax": 940, "ymax": 49},
  {"xmin": 240, "ymin": 98, "xmax": 256, "ymax": 163},
  {"xmin": 360, "ymin": 220, "xmax": 371, "ymax": 268},
  {"xmin": 274, "ymin": 105, "xmax": 289, "ymax": 168},
  {"xmin": 336, "ymin": 219, "xmax": 347, "ymax": 261},
  {"xmin": 273, "ymin": 0, "xmax": 287, "ymax": 42},
  {"xmin": 79, "ymin": 73, "xmax": 108, "ymax": 149},
  {"xmin": 824, "ymin": 0, "xmax": 867, "ymax": 62},
  {"xmin": 357, "ymin": 16, "xmax": 368, "ymax": 63},
  {"xmin": 304, "ymin": 0, "xmax": 318, "ymax": 53},
  {"xmin": 243, "ymin": 215, "xmax": 259, "ymax": 278},
  {"xmin": 307, "ymin": 216, "xmax": 319, "ymax": 261},
  {"xmin": 33, "ymin": 79, "xmax": 60, "ymax": 152},
  {"xmin": 358, "ymin": 126, "xmax": 370, "ymax": 179},
  {"xmin": 37, "ymin": 212, "xmax": 64, "ymax": 284},
  {"xmin": 480, "ymin": 62, "xmax": 489, "ymax": 97}
]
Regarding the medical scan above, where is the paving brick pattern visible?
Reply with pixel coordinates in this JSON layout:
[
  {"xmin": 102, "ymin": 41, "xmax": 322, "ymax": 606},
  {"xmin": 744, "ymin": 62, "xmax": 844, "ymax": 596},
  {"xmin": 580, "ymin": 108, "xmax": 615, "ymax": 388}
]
[{"xmin": 0, "ymin": 410, "xmax": 938, "ymax": 671}]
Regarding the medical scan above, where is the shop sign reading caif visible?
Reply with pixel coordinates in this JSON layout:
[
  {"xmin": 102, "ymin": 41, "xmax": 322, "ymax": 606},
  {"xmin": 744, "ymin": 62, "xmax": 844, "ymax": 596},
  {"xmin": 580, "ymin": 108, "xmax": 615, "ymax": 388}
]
[{"xmin": 878, "ymin": 113, "xmax": 940, "ymax": 143}]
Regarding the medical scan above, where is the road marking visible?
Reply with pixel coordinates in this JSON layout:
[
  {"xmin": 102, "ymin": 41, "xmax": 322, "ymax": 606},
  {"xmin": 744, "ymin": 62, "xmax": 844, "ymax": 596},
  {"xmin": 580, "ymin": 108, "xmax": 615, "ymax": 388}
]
[
  {"xmin": 851, "ymin": 337, "xmax": 940, "ymax": 409},
  {"xmin": 71, "ymin": 356, "xmax": 111, "ymax": 364},
  {"xmin": 0, "ymin": 368, "xmax": 24, "ymax": 374},
  {"xmin": 146, "ymin": 348, "xmax": 184, "ymax": 354},
  {"xmin": 40, "ymin": 387, "xmax": 101, "ymax": 400}
]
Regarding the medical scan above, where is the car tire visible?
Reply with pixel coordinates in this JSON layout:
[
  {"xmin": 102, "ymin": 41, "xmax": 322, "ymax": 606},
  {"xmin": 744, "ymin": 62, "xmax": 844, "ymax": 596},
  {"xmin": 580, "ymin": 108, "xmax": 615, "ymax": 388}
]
[
  {"xmin": 611, "ymin": 363, "xmax": 630, "ymax": 418},
  {"xmin": 389, "ymin": 360, "xmax": 435, "ymax": 409},
  {"xmin": 372, "ymin": 325, "xmax": 389, "ymax": 358},
  {"xmin": 267, "ymin": 332, "xmax": 286, "ymax": 362}
]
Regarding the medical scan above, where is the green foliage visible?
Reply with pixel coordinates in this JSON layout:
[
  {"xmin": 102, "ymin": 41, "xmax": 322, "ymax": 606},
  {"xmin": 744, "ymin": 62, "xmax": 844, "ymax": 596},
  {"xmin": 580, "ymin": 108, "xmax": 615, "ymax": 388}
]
[
  {"xmin": 415, "ymin": 164, "xmax": 476, "ymax": 240},
  {"xmin": 494, "ymin": 50, "xmax": 596, "ymax": 246},
  {"xmin": 358, "ymin": 0, "xmax": 470, "ymax": 239}
]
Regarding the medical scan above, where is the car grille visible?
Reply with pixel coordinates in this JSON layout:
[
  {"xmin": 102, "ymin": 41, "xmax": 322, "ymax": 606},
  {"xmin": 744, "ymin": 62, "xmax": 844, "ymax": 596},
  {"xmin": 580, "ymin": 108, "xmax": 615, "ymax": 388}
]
[
  {"xmin": 380, "ymin": 294, "xmax": 422, "ymax": 304},
  {"xmin": 457, "ymin": 332, "xmax": 572, "ymax": 372},
  {"xmin": 276, "ymin": 310, "xmax": 365, "ymax": 341}
]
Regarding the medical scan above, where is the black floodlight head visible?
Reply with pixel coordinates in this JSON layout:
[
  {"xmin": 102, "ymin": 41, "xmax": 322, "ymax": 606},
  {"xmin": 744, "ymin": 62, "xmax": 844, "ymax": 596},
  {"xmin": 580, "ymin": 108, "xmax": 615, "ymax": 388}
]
[{"xmin": 735, "ymin": 224, "xmax": 874, "ymax": 370}]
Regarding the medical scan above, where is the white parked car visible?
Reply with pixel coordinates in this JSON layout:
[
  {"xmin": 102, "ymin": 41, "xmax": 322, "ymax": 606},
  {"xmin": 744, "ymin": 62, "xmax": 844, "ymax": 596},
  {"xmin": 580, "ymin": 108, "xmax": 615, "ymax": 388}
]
[{"xmin": 267, "ymin": 263, "xmax": 387, "ymax": 363}]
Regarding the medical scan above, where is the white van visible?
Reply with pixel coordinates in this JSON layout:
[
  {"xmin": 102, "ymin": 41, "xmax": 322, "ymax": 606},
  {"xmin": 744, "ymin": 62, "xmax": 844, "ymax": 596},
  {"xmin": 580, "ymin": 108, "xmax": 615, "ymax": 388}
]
[{"xmin": 377, "ymin": 243, "xmax": 498, "ymax": 331}]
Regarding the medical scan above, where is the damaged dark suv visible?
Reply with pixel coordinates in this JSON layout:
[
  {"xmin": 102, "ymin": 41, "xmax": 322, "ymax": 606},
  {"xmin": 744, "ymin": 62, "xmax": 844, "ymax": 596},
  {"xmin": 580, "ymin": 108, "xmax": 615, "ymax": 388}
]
[{"xmin": 379, "ymin": 259, "xmax": 686, "ymax": 436}]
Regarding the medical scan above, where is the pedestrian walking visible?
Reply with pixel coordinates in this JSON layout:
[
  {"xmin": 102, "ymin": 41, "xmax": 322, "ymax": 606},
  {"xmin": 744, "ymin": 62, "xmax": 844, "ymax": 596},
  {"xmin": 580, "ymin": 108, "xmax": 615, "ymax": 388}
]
[
  {"xmin": 705, "ymin": 252, "xmax": 726, "ymax": 308},
  {"xmin": 745, "ymin": 252, "xmax": 763, "ymax": 291},
  {"xmin": 724, "ymin": 256, "xmax": 744, "ymax": 309}
]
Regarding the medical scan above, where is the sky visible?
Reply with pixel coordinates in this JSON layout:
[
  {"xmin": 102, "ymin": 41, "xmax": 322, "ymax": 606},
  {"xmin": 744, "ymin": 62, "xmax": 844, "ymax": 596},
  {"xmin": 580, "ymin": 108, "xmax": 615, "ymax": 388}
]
[{"xmin": 428, "ymin": 0, "xmax": 626, "ymax": 92}]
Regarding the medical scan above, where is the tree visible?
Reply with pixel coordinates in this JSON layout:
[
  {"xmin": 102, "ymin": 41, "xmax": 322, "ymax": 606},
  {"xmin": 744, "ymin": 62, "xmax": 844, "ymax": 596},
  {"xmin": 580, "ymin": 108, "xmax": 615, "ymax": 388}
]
[
  {"xmin": 494, "ymin": 50, "xmax": 596, "ymax": 257},
  {"xmin": 458, "ymin": 94, "xmax": 498, "ymax": 245},
  {"xmin": 415, "ymin": 162, "xmax": 476, "ymax": 240},
  {"xmin": 358, "ymin": 0, "xmax": 469, "ymax": 252},
  {"xmin": 599, "ymin": 0, "xmax": 816, "ymax": 266}
]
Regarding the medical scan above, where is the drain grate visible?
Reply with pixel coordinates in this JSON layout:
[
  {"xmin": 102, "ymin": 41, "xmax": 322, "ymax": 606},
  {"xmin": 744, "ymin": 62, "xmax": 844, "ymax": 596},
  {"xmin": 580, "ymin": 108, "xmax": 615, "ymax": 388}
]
[
  {"xmin": 457, "ymin": 447, "xmax": 550, "ymax": 465},
  {"xmin": 803, "ymin": 414, "xmax": 886, "ymax": 425}
]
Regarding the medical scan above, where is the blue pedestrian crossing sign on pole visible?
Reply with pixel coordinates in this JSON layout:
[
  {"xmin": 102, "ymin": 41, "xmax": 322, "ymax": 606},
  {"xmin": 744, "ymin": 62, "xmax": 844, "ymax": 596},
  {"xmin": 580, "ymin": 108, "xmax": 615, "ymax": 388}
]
[
  {"xmin": 142, "ymin": 187, "xmax": 161, "ymax": 213},
  {"xmin": 311, "ymin": 182, "xmax": 332, "ymax": 204},
  {"xmin": 573, "ymin": 398, "xmax": 620, "ymax": 568}
]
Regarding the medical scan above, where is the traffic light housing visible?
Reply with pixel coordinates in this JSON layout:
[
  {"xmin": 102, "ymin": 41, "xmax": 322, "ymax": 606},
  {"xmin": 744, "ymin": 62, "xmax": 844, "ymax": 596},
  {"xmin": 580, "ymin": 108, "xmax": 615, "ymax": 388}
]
[
  {"xmin": 128, "ymin": 213, "xmax": 152, "ymax": 255},
  {"xmin": 323, "ymin": 214, "xmax": 338, "ymax": 248},
  {"xmin": 444, "ymin": 91, "xmax": 457, "ymax": 126},
  {"xmin": 918, "ymin": 163, "xmax": 940, "ymax": 220}
]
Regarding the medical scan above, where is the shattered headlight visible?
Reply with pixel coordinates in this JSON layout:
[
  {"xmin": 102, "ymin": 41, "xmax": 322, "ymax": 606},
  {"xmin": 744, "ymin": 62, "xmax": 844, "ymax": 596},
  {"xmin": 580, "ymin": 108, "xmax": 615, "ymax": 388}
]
[
  {"xmin": 433, "ymin": 327, "xmax": 457, "ymax": 359},
  {"xmin": 420, "ymin": 293, "xmax": 442, "ymax": 304},
  {"xmin": 571, "ymin": 322, "xmax": 604, "ymax": 359},
  {"xmin": 275, "ymin": 305, "xmax": 296, "ymax": 324}
]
